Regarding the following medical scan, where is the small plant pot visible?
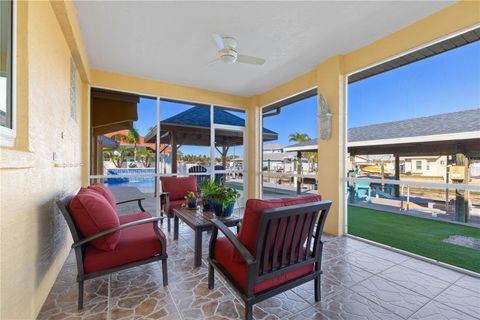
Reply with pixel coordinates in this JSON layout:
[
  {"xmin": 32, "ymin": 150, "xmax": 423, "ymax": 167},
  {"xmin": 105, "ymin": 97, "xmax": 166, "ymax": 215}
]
[
  {"xmin": 187, "ymin": 198, "xmax": 197, "ymax": 209},
  {"xmin": 223, "ymin": 202, "xmax": 235, "ymax": 217},
  {"xmin": 213, "ymin": 200, "xmax": 234, "ymax": 217}
]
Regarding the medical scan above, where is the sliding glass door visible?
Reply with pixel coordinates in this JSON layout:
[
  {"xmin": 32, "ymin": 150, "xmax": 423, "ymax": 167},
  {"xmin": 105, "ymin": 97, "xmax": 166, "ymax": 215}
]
[{"xmin": 89, "ymin": 89, "xmax": 247, "ymax": 216}]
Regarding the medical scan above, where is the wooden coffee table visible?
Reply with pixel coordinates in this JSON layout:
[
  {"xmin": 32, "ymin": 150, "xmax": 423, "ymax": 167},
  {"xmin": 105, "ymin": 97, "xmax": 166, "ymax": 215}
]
[{"xmin": 173, "ymin": 207, "xmax": 242, "ymax": 267}]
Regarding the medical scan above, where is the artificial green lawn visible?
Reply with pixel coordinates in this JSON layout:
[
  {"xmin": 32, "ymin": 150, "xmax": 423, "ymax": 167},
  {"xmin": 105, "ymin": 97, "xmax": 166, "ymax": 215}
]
[{"xmin": 348, "ymin": 205, "xmax": 480, "ymax": 273}]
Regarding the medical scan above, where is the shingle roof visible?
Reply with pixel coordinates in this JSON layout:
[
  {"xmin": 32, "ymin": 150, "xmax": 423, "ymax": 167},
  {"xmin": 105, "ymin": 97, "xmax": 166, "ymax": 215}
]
[
  {"xmin": 348, "ymin": 108, "xmax": 480, "ymax": 142},
  {"xmin": 284, "ymin": 108, "xmax": 480, "ymax": 149},
  {"xmin": 263, "ymin": 152, "xmax": 296, "ymax": 161},
  {"xmin": 162, "ymin": 106, "xmax": 277, "ymax": 135},
  {"xmin": 263, "ymin": 143, "xmax": 284, "ymax": 150},
  {"xmin": 99, "ymin": 136, "xmax": 119, "ymax": 148}
]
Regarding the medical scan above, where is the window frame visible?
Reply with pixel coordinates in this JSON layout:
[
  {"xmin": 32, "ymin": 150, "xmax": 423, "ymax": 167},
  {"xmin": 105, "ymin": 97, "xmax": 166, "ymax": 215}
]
[
  {"xmin": 416, "ymin": 160, "xmax": 422, "ymax": 171},
  {"xmin": 0, "ymin": 0, "xmax": 16, "ymax": 146}
]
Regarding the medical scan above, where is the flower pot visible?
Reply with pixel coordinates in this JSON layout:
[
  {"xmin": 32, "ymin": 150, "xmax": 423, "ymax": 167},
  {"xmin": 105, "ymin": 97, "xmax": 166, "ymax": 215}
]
[
  {"xmin": 187, "ymin": 198, "xmax": 197, "ymax": 209},
  {"xmin": 203, "ymin": 198, "xmax": 214, "ymax": 211},
  {"xmin": 223, "ymin": 202, "xmax": 234, "ymax": 217},
  {"xmin": 213, "ymin": 200, "xmax": 234, "ymax": 217}
]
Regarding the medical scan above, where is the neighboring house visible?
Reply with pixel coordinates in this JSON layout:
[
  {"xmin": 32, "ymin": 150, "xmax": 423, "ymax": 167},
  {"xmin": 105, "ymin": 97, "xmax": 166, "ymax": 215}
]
[
  {"xmin": 262, "ymin": 143, "xmax": 309, "ymax": 172},
  {"xmin": 403, "ymin": 156, "xmax": 447, "ymax": 178}
]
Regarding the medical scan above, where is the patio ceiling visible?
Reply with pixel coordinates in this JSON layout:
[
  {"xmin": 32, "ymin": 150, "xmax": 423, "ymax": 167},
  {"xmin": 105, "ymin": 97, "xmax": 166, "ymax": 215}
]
[{"xmin": 73, "ymin": 1, "xmax": 453, "ymax": 96}]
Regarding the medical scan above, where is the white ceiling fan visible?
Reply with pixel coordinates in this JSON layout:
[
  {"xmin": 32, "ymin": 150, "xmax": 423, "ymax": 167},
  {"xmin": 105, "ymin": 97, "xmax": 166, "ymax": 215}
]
[{"xmin": 212, "ymin": 33, "xmax": 266, "ymax": 66}]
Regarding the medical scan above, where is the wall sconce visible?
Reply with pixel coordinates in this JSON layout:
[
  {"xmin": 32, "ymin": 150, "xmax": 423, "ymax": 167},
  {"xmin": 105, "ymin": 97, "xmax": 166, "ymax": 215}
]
[{"xmin": 318, "ymin": 94, "xmax": 332, "ymax": 140}]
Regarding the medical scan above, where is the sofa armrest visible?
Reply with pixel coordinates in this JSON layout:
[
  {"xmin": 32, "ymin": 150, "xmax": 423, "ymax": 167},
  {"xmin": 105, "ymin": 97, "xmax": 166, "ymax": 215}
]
[
  {"xmin": 72, "ymin": 217, "xmax": 164, "ymax": 248},
  {"xmin": 209, "ymin": 219, "xmax": 255, "ymax": 265}
]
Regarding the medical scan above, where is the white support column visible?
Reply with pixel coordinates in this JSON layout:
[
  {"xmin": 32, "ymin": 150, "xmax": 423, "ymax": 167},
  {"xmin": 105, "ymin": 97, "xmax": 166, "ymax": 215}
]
[
  {"xmin": 210, "ymin": 105, "xmax": 215, "ymax": 181},
  {"xmin": 155, "ymin": 97, "xmax": 161, "ymax": 217}
]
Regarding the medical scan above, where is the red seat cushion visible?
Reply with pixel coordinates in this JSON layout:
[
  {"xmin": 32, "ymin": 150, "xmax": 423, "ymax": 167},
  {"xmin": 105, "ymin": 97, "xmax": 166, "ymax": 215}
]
[
  {"xmin": 215, "ymin": 237, "xmax": 313, "ymax": 293},
  {"xmin": 88, "ymin": 184, "xmax": 117, "ymax": 210},
  {"xmin": 84, "ymin": 212, "xmax": 166, "ymax": 273},
  {"xmin": 160, "ymin": 176, "xmax": 198, "ymax": 201},
  {"xmin": 69, "ymin": 188, "xmax": 120, "ymax": 251}
]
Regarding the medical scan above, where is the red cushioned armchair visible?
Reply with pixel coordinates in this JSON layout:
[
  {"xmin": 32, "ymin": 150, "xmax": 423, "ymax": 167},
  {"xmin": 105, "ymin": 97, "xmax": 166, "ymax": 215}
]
[
  {"xmin": 56, "ymin": 192, "xmax": 168, "ymax": 310},
  {"xmin": 208, "ymin": 197, "xmax": 331, "ymax": 320},
  {"xmin": 160, "ymin": 176, "xmax": 200, "ymax": 231}
]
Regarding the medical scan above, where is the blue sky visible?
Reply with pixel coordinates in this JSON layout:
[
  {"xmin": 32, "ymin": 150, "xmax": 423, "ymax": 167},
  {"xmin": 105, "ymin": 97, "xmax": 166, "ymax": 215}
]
[
  {"xmin": 348, "ymin": 41, "xmax": 479, "ymax": 127},
  {"xmin": 133, "ymin": 41, "xmax": 479, "ymax": 153}
]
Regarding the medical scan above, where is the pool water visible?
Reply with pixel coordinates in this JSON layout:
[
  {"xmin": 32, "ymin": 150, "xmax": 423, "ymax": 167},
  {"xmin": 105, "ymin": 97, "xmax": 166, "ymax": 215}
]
[{"xmin": 105, "ymin": 169, "xmax": 156, "ymax": 194}]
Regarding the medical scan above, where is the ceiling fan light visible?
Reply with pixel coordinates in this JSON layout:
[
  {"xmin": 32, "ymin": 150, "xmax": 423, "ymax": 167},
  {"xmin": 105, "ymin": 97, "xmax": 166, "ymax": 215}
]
[{"xmin": 220, "ymin": 54, "xmax": 237, "ymax": 64}]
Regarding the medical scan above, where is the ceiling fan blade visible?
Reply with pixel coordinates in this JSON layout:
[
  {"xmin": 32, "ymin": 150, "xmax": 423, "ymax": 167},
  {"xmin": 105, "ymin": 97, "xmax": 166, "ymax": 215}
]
[
  {"xmin": 237, "ymin": 54, "xmax": 266, "ymax": 65},
  {"xmin": 212, "ymin": 33, "xmax": 225, "ymax": 50}
]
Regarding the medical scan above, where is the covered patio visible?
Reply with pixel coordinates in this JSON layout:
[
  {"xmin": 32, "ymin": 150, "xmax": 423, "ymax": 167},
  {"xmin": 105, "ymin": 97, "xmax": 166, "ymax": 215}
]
[{"xmin": 38, "ymin": 209, "xmax": 479, "ymax": 319}]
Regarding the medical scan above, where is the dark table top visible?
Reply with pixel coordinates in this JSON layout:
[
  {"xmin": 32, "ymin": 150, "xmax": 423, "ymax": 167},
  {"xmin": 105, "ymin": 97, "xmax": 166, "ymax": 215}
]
[
  {"xmin": 173, "ymin": 207, "xmax": 243, "ymax": 230},
  {"xmin": 109, "ymin": 186, "xmax": 146, "ymax": 204}
]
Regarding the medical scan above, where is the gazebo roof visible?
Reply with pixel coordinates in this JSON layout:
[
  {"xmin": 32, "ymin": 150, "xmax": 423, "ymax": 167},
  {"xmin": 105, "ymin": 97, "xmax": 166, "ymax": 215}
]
[{"xmin": 145, "ymin": 106, "xmax": 278, "ymax": 146}]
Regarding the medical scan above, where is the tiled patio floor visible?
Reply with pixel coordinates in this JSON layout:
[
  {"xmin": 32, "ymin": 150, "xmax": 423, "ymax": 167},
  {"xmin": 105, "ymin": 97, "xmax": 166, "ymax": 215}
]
[{"xmin": 38, "ymin": 212, "xmax": 479, "ymax": 320}]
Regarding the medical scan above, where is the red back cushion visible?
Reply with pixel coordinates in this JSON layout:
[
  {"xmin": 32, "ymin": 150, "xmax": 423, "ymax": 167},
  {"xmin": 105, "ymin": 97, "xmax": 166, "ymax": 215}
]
[
  {"xmin": 281, "ymin": 194, "xmax": 322, "ymax": 206},
  {"xmin": 88, "ymin": 184, "xmax": 117, "ymax": 210},
  {"xmin": 234, "ymin": 195, "xmax": 322, "ymax": 262},
  {"xmin": 160, "ymin": 176, "xmax": 198, "ymax": 201},
  {"xmin": 69, "ymin": 188, "xmax": 120, "ymax": 251},
  {"xmin": 280, "ymin": 195, "xmax": 322, "ymax": 257},
  {"xmin": 234, "ymin": 198, "xmax": 285, "ymax": 262}
]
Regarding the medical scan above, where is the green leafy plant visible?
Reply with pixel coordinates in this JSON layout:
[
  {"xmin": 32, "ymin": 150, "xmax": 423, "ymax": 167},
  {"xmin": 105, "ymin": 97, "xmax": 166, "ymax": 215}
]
[
  {"xmin": 199, "ymin": 179, "xmax": 216, "ymax": 198},
  {"xmin": 184, "ymin": 191, "xmax": 197, "ymax": 208},
  {"xmin": 184, "ymin": 191, "xmax": 197, "ymax": 200},
  {"xmin": 210, "ymin": 184, "xmax": 240, "ymax": 216}
]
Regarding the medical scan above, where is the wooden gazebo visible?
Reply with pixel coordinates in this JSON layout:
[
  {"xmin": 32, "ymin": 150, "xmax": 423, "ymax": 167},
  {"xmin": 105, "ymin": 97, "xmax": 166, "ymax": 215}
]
[{"xmin": 145, "ymin": 106, "xmax": 278, "ymax": 173}]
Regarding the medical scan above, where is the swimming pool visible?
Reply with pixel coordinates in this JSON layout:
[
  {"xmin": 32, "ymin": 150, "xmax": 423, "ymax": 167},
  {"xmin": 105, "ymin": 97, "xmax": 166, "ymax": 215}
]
[{"xmin": 105, "ymin": 169, "xmax": 156, "ymax": 193}]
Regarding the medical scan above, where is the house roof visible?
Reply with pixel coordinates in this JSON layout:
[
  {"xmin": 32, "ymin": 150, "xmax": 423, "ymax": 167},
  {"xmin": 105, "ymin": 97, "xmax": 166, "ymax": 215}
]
[
  {"xmin": 348, "ymin": 108, "xmax": 480, "ymax": 142},
  {"xmin": 283, "ymin": 109, "xmax": 480, "ymax": 156},
  {"xmin": 263, "ymin": 152, "xmax": 296, "ymax": 162},
  {"xmin": 99, "ymin": 136, "xmax": 119, "ymax": 148},
  {"xmin": 263, "ymin": 143, "xmax": 284, "ymax": 150}
]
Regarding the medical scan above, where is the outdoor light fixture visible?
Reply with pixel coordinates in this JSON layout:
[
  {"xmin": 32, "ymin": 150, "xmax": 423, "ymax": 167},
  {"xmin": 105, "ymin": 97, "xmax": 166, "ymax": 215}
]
[{"xmin": 319, "ymin": 94, "xmax": 332, "ymax": 140}]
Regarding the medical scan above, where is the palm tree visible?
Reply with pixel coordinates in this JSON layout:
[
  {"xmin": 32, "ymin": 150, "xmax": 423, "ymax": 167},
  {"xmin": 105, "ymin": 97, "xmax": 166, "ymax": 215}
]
[
  {"xmin": 288, "ymin": 132, "xmax": 313, "ymax": 177},
  {"xmin": 109, "ymin": 128, "xmax": 140, "ymax": 162},
  {"xmin": 108, "ymin": 146, "xmax": 132, "ymax": 168},
  {"xmin": 288, "ymin": 132, "xmax": 311, "ymax": 143},
  {"xmin": 125, "ymin": 128, "xmax": 140, "ymax": 162},
  {"xmin": 137, "ymin": 149, "xmax": 155, "ymax": 168}
]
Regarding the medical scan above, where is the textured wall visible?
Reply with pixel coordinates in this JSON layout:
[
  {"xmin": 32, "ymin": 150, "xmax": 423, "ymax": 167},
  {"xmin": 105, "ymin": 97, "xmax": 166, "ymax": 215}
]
[{"xmin": 0, "ymin": 2, "xmax": 85, "ymax": 318}]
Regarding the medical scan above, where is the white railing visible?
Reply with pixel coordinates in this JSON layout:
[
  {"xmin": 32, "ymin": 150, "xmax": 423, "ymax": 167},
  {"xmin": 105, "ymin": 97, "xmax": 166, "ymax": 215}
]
[{"xmin": 348, "ymin": 177, "xmax": 480, "ymax": 192}]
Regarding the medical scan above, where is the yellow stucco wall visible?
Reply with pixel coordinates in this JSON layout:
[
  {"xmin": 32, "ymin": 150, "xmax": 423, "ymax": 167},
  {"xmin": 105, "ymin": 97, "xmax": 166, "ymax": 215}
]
[{"xmin": 0, "ymin": 2, "xmax": 87, "ymax": 318}]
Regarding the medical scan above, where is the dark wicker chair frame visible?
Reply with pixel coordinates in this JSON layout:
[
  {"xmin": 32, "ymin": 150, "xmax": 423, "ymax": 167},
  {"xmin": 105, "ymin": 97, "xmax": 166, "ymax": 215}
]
[
  {"xmin": 208, "ymin": 200, "xmax": 331, "ymax": 320},
  {"xmin": 56, "ymin": 194, "xmax": 169, "ymax": 310}
]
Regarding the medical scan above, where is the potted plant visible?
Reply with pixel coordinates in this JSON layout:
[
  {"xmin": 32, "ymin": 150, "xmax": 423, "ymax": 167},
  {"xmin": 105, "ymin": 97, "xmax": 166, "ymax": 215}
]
[
  {"xmin": 210, "ymin": 185, "xmax": 240, "ymax": 217},
  {"xmin": 184, "ymin": 191, "xmax": 197, "ymax": 209},
  {"xmin": 199, "ymin": 179, "xmax": 216, "ymax": 211}
]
